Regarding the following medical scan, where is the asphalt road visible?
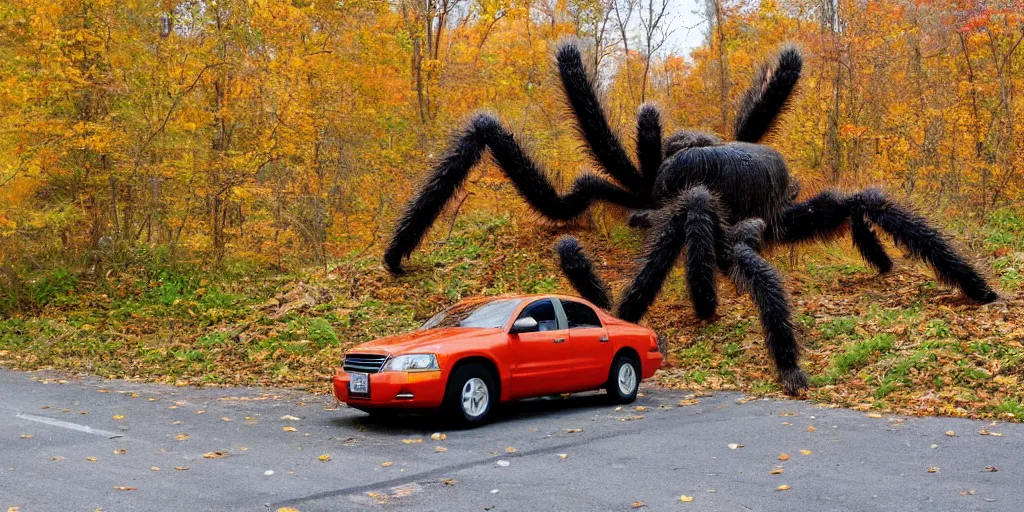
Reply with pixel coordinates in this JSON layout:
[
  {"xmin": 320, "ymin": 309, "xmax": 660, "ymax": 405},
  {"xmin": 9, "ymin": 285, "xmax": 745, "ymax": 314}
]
[{"xmin": 1, "ymin": 369, "xmax": 1021, "ymax": 512}]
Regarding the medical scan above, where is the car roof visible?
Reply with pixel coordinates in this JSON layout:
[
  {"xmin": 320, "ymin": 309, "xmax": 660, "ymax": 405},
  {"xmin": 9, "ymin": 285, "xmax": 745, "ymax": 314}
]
[{"xmin": 451, "ymin": 293, "xmax": 601, "ymax": 308}]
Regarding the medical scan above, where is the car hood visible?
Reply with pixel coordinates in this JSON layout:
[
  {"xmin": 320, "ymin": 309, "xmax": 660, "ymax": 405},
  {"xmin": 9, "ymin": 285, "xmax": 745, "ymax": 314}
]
[{"xmin": 348, "ymin": 327, "xmax": 505, "ymax": 355}]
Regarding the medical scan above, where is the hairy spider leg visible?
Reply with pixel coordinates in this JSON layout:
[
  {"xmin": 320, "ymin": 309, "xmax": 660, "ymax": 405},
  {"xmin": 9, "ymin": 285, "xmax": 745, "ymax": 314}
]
[
  {"xmin": 726, "ymin": 219, "xmax": 808, "ymax": 394},
  {"xmin": 614, "ymin": 186, "xmax": 723, "ymax": 323},
  {"xmin": 556, "ymin": 236, "xmax": 613, "ymax": 311},
  {"xmin": 384, "ymin": 113, "xmax": 646, "ymax": 275},
  {"xmin": 734, "ymin": 45, "xmax": 804, "ymax": 144},
  {"xmin": 774, "ymin": 188, "xmax": 998, "ymax": 303}
]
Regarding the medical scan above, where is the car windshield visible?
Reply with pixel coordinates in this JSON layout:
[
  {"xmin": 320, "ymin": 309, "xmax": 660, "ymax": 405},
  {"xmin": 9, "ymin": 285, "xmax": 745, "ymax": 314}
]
[{"xmin": 420, "ymin": 298, "xmax": 523, "ymax": 330}]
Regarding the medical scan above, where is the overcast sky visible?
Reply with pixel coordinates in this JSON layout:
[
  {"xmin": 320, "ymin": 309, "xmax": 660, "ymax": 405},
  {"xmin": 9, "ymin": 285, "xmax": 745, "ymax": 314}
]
[{"xmin": 664, "ymin": 0, "xmax": 710, "ymax": 55}]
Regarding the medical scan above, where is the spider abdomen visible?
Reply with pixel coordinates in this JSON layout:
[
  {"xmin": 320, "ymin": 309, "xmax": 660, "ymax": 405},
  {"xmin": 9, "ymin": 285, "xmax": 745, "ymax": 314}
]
[{"xmin": 654, "ymin": 142, "xmax": 792, "ymax": 223}]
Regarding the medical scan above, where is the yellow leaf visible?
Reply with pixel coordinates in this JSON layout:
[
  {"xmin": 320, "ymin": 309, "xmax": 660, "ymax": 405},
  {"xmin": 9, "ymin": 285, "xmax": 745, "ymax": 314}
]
[
  {"xmin": 150, "ymin": 467, "xmax": 160, "ymax": 471},
  {"xmin": 381, "ymin": 461, "xmax": 393, "ymax": 467},
  {"xmin": 635, "ymin": 406, "xmax": 648, "ymax": 412},
  {"xmin": 806, "ymin": 426, "xmax": 817, "ymax": 432},
  {"xmin": 800, "ymin": 450, "xmax": 812, "ymax": 456},
  {"xmin": 770, "ymin": 468, "xmax": 784, "ymax": 475},
  {"xmin": 318, "ymin": 454, "xmax": 330, "ymax": 461},
  {"xmin": 113, "ymin": 449, "xmax": 126, "ymax": 455},
  {"xmin": 777, "ymin": 485, "xmax": 790, "ymax": 491},
  {"xmin": 866, "ymin": 413, "xmax": 883, "ymax": 418},
  {"xmin": 283, "ymin": 426, "xmax": 297, "ymax": 432},
  {"xmin": 202, "ymin": 451, "xmax": 229, "ymax": 459},
  {"xmin": 566, "ymin": 428, "xmax": 583, "ymax": 433},
  {"xmin": 430, "ymin": 432, "xmax": 446, "ymax": 441},
  {"xmin": 505, "ymin": 446, "xmax": 517, "ymax": 453},
  {"xmin": 945, "ymin": 430, "xmax": 956, "ymax": 437},
  {"xmin": 19, "ymin": 434, "xmax": 32, "ymax": 439},
  {"xmin": 174, "ymin": 434, "xmax": 189, "ymax": 441},
  {"xmin": 86, "ymin": 457, "xmax": 98, "ymax": 462},
  {"xmin": 679, "ymin": 399, "xmax": 699, "ymax": 406},
  {"xmin": 112, "ymin": 415, "xmax": 125, "ymax": 420},
  {"xmin": 558, "ymin": 454, "xmax": 568, "ymax": 460},
  {"xmin": 113, "ymin": 486, "xmax": 137, "ymax": 491},
  {"xmin": 927, "ymin": 466, "xmax": 939, "ymax": 473},
  {"xmin": 175, "ymin": 466, "xmax": 189, "ymax": 471},
  {"xmin": 401, "ymin": 438, "xmax": 422, "ymax": 444},
  {"xmin": 680, "ymin": 495, "xmax": 694, "ymax": 502},
  {"xmin": 276, "ymin": 509, "xmax": 300, "ymax": 512},
  {"xmin": 631, "ymin": 502, "xmax": 644, "ymax": 509},
  {"xmin": 442, "ymin": 478, "xmax": 456, "ymax": 485},
  {"xmin": 434, "ymin": 446, "xmax": 448, "ymax": 453},
  {"xmin": 779, "ymin": 453, "xmax": 790, "ymax": 461}
]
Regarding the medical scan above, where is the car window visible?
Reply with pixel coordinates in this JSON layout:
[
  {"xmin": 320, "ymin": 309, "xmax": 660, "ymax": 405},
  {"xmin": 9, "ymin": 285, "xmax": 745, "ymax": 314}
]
[
  {"xmin": 561, "ymin": 300, "xmax": 602, "ymax": 329},
  {"xmin": 420, "ymin": 298, "xmax": 523, "ymax": 330},
  {"xmin": 517, "ymin": 299, "xmax": 560, "ymax": 332}
]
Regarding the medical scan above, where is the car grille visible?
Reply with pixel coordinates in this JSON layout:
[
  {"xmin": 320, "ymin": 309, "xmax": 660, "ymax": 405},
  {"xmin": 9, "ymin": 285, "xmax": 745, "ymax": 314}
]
[{"xmin": 343, "ymin": 353, "xmax": 388, "ymax": 374}]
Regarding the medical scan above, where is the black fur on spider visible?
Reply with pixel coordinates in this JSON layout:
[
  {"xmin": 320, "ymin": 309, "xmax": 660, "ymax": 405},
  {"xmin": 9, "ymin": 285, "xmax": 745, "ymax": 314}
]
[{"xmin": 384, "ymin": 41, "xmax": 998, "ymax": 395}]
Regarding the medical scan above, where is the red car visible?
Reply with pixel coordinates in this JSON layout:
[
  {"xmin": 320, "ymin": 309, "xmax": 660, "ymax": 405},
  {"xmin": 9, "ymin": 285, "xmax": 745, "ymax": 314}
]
[{"xmin": 333, "ymin": 294, "xmax": 662, "ymax": 427}]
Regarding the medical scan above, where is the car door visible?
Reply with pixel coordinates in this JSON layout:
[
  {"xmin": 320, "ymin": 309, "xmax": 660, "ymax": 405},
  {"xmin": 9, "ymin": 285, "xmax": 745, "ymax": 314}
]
[
  {"xmin": 559, "ymin": 299, "xmax": 613, "ymax": 389},
  {"xmin": 508, "ymin": 298, "xmax": 571, "ymax": 398}
]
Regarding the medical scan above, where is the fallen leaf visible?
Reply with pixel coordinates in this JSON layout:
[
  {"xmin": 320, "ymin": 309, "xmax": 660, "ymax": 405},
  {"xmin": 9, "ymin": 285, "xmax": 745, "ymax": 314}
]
[
  {"xmin": 806, "ymin": 426, "xmax": 817, "ymax": 432},
  {"xmin": 990, "ymin": 432, "xmax": 1004, "ymax": 437},
  {"xmin": 779, "ymin": 453, "xmax": 790, "ymax": 461},
  {"xmin": 8, "ymin": 507, "xmax": 20, "ymax": 512},
  {"xmin": 113, "ymin": 486, "xmax": 137, "ymax": 491},
  {"xmin": 770, "ymin": 468, "xmax": 784, "ymax": 475},
  {"xmin": 112, "ymin": 415, "xmax": 124, "ymax": 420},
  {"xmin": 381, "ymin": 461, "xmax": 393, "ymax": 467},
  {"xmin": 632, "ymin": 502, "xmax": 645, "ymax": 509},
  {"xmin": 19, "ymin": 434, "xmax": 32, "ymax": 439},
  {"xmin": 150, "ymin": 467, "xmax": 160, "ymax": 471},
  {"xmin": 777, "ymin": 485, "xmax": 790, "ymax": 491},
  {"xmin": 113, "ymin": 449, "xmax": 126, "ymax": 455},
  {"xmin": 434, "ymin": 446, "xmax": 447, "ymax": 453},
  {"xmin": 196, "ymin": 410, "xmax": 205, "ymax": 415},
  {"xmin": 505, "ymin": 446, "xmax": 517, "ymax": 453},
  {"xmin": 51, "ymin": 456, "xmax": 64, "ymax": 461},
  {"xmin": 318, "ymin": 454, "xmax": 330, "ymax": 462},
  {"xmin": 276, "ymin": 508, "xmax": 299, "ymax": 512},
  {"xmin": 800, "ymin": 449, "xmax": 812, "ymax": 456},
  {"xmin": 283, "ymin": 426, "xmax": 297, "ymax": 432},
  {"xmin": 680, "ymin": 495, "xmax": 694, "ymax": 503},
  {"xmin": 221, "ymin": 417, "xmax": 232, "ymax": 422},
  {"xmin": 558, "ymin": 454, "xmax": 568, "ymax": 460},
  {"xmin": 927, "ymin": 466, "xmax": 939, "ymax": 473},
  {"xmin": 945, "ymin": 430, "xmax": 956, "ymax": 437},
  {"xmin": 635, "ymin": 406, "xmax": 648, "ymax": 412},
  {"xmin": 174, "ymin": 434, "xmax": 189, "ymax": 441},
  {"xmin": 960, "ymin": 489, "xmax": 976, "ymax": 496},
  {"xmin": 281, "ymin": 415, "xmax": 301, "ymax": 421},
  {"xmin": 866, "ymin": 413, "xmax": 883, "ymax": 418},
  {"xmin": 174, "ymin": 466, "xmax": 189, "ymax": 471},
  {"xmin": 430, "ymin": 432, "xmax": 447, "ymax": 441},
  {"xmin": 566, "ymin": 428, "xmax": 583, "ymax": 434},
  {"xmin": 172, "ymin": 421, "xmax": 183, "ymax": 425},
  {"xmin": 728, "ymin": 443, "xmax": 744, "ymax": 450},
  {"xmin": 985, "ymin": 466, "xmax": 998, "ymax": 472},
  {"xmin": 202, "ymin": 451, "xmax": 229, "ymax": 459},
  {"xmin": 679, "ymin": 399, "xmax": 699, "ymax": 406},
  {"xmin": 401, "ymin": 438, "xmax": 422, "ymax": 444},
  {"xmin": 86, "ymin": 457, "xmax": 98, "ymax": 462}
]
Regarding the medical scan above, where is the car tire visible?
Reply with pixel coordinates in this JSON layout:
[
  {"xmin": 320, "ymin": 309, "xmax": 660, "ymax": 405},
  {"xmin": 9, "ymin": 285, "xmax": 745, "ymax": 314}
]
[
  {"xmin": 605, "ymin": 354, "xmax": 640, "ymax": 404},
  {"xmin": 441, "ymin": 363, "xmax": 497, "ymax": 428}
]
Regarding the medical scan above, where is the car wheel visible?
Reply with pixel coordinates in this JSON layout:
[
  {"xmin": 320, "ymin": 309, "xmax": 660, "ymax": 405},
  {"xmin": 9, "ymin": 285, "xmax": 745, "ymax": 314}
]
[
  {"xmin": 441, "ymin": 363, "xmax": 496, "ymax": 428},
  {"xmin": 605, "ymin": 354, "xmax": 640, "ymax": 404}
]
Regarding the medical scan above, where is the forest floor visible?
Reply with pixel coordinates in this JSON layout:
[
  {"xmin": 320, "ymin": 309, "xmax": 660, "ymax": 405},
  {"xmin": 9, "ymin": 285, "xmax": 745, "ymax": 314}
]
[{"xmin": 2, "ymin": 207, "xmax": 1023, "ymax": 421}]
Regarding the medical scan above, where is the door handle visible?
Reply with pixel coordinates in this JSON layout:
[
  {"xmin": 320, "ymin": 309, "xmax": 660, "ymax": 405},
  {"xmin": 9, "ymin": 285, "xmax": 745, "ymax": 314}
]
[
  {"xmin": 553, "ymin": 338, "xmax": 566, "ymax": 343},
  {"xmin": 598, "ymin": 336, "xmax": 609, "ymax": 342}
]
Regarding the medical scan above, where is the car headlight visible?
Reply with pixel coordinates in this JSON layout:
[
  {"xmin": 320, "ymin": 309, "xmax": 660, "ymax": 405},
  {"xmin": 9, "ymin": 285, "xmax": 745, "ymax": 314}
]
[{"xmin": 382, "ymin": 354, "xmax": 439, "ymax": 372}]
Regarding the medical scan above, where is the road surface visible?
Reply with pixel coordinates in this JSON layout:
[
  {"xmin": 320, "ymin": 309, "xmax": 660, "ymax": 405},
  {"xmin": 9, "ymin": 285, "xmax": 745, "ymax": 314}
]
[{"xmin": 1, "ymin": 369, "xmax": 1020, "ymax": 511}]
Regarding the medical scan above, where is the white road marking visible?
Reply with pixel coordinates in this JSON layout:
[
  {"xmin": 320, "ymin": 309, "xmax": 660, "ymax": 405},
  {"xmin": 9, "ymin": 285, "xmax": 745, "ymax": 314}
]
[{"xmin": 14, "ymin": 412, "xmax": 123, "ymax": 438}]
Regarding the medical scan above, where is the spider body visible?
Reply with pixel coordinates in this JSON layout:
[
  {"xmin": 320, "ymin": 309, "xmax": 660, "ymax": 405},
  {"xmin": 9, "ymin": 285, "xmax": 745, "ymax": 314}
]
[{"xmin": 384, "ymin": 41, "xmax": 997, "ymax": 395}]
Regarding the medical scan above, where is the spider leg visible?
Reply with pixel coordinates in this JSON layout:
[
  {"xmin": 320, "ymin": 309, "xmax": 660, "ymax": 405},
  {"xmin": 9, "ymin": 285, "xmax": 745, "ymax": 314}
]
[
  {"xmin": 636, "ymin": 104, "xmax": 663, "ymax": 188},
  {"xmin": 384, "ymin": 113, "xmax": 645, "ymax": 275},
  {"xmin": 555, "ymin": 236, "xmax": 612, "ymax": 310},
  {"xmin": 734, "ymin": 45, "xmax": 803, "ymax": 143},
  {"xmin": 774, "ymin": 188, "xmax": 997, "ymax": 303},
  {"xmin": 556, "ymin": 43, "xmax": 644, "ymax": 193},
  {"xmin": 728, "ymin": 219, "xmax": 808, "ymax": 395},
  {"xmin": 615, "ymin": 186, "xmax": 724, "ymax": 323}
]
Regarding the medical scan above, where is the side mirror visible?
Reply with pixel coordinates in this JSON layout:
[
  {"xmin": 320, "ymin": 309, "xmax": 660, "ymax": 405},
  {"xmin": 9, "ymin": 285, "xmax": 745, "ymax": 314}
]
[{"xmin": 510, "ymin": 316, "xmax": 539, "ymax": 334}]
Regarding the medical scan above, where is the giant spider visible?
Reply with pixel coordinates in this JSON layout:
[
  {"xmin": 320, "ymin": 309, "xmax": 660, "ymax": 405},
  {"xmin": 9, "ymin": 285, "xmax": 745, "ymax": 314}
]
[{"xmin": 384, "ymin": 42, "xmax": 998, "ymax": 395}]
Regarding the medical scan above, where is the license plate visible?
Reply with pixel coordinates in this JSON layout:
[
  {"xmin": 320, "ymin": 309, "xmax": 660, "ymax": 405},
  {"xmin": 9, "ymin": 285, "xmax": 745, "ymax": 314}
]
[{"xmin": 349, "ymin": 372, "xmax": 369, "ymax": 395}]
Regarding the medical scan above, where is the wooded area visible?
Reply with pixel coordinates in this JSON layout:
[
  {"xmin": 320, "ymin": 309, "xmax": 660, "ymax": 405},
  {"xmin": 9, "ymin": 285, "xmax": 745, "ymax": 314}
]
[{"xmin": 1, "ymin": 0, "xmax": 1022, "ymax": 288}]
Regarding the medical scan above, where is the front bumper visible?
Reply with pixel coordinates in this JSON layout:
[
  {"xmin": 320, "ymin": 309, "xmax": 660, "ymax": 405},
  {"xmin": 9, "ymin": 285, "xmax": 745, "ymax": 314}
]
[{"xmin": 333, "ymin": 369, "xmax": 446, "ymax": 409}]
